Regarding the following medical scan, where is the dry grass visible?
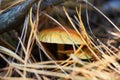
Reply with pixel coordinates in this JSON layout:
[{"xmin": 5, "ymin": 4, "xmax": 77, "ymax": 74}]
[
  {"xmin": 0, "ymin": 0, "xmax": 25, "ymax": 14},
  {"xmin": 0, "ymin": 0, "xmax": 120, "ymax": 80}
]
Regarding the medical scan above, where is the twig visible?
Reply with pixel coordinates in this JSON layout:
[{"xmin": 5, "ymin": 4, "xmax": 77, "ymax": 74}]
[{"xmin": 0, "ymin": 0, "xmax": 66, "ymax": 34}]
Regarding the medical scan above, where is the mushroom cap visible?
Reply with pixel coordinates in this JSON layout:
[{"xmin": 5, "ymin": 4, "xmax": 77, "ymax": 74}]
[{"xmin": 38, "ymin": 27, "xmax": 84, "ymax": 44}]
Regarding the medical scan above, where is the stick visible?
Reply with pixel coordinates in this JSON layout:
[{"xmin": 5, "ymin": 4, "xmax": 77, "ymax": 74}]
[{"xmin": 0, "ymin": 0, "xmax": 66, "ymax": 34}]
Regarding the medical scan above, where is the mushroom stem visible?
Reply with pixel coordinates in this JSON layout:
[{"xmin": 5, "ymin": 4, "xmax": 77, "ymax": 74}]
[{"xmin": 57, "ymin": 44, "xmax": 65, "ymax": 60}]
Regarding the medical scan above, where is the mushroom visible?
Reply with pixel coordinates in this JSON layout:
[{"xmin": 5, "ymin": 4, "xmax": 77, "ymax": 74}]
[
  {"xmin": 38, "ymin": 26, "xmax": 84, "ymax": 45},
  {"xmin": 38, "ymin": 26, "xmax": 90, "ymax": 60}
]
